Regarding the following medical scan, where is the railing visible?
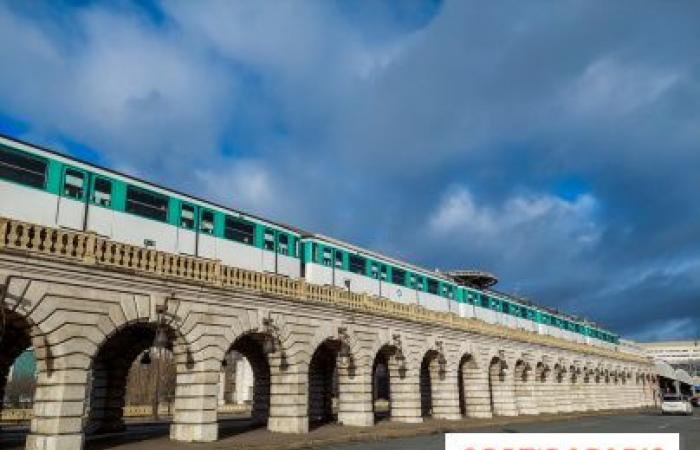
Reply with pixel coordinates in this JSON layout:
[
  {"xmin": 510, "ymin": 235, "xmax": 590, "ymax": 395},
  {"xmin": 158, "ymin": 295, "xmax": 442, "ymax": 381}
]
[
  {"xmin": 0, "ymin": 404, "xmax": 251, "ymax": 423},
  {"xmin": 0, "ymin": 217, "xmax": 647, "ymax": 363}
]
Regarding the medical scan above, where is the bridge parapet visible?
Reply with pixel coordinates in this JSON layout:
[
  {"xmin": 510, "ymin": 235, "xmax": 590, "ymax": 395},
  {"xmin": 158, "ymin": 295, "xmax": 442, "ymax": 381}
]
[{"xmin": 0, "ymin": 216, "xmax": 645, "ymax": 364}]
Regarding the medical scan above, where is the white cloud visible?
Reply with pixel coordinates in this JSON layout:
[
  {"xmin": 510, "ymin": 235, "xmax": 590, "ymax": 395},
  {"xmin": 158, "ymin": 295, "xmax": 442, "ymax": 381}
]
[
  {"xmin": 194, "ymin": 159, "xmax": 280, "ymax": 219},
  {"xmin": 566, "ymin": 57, "xmax": 680, "ymax": 117},
  {"xmin": 429, "ymin": 186, "xmax": 601, "ymax": 246}
]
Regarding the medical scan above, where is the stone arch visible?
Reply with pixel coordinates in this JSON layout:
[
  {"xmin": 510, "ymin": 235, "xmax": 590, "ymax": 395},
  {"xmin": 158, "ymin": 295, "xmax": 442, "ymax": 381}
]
[
  {"xmin": 457, "ymin": 351, "xmax": 491, "ymax": 418},
  {"xmin": 85, "ymin": 317, "xmax": 187, "ymax": 435},
  {"xmin": 304, "ymin": 324, "xmax": 370, "ymax": 427},
  {"xmin": 370, "ymin": 333, "xmax": 428, "ymax": 424},
  {"xmin": 223, "ymin": 331, "xmax": 274, "ymax": 426},
  {"xmin": 419, "ymin": 349, "xmax": 440, "ymax": 417}
]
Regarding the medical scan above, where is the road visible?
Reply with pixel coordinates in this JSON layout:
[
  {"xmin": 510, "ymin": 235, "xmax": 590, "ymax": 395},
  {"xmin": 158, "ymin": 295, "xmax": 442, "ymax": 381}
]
[
  {"xmin": 1, "ymin": 409, "xmax": 698, "ymax": 450},
  {"xmin": 324, "ymin": 409, "xmax": 700, "ymax": 450}
]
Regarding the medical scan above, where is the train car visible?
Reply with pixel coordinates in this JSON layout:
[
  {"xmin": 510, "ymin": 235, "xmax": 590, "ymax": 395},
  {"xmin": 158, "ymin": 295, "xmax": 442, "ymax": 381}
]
[
  {"xmin": 0, "ymin": 135, "xmax": 301, "ymax": 278},
  {"xmin": 0, "ymin": 133, "xmax": 620, "ymax": 348},
  {"xmin": 301, "ymin": 235, "xmax": 460, "ymax": 313}
]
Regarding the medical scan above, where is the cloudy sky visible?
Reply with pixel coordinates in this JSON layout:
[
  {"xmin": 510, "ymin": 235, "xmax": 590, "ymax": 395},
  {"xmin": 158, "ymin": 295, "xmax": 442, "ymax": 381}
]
[{"xmin": 1, "ymin": 0, "xmax": 699, "ymax": 342}]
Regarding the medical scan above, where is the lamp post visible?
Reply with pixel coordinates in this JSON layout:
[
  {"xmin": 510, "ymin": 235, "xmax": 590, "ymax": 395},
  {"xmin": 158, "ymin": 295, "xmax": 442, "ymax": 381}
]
[{"xmin": 151, "ymin": 307, "xmax": 170, "ymax": 421}]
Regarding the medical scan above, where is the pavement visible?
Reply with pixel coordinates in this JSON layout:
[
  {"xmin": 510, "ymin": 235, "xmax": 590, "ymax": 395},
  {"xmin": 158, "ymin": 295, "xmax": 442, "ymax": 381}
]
[{"xmin": 1, "ymin": 408, "xmax": 698, "ymax": 450}]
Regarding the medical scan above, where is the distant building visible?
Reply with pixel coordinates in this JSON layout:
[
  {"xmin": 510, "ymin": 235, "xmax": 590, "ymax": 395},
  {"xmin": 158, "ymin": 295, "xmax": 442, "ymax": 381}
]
[{"xmin": 638, "ymin": 340, "xmax": 700, "ymax": 378}]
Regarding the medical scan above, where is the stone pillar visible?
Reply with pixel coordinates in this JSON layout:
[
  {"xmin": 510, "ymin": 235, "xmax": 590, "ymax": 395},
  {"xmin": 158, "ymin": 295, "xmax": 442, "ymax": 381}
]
[
  {"xmin": 429, "ymin": 361, "xmax": 461, "ymax": 420},
  {"xmin": 535, "ymin": 366, "xmax": 557, "ymax": 414},
  {"xmin": 513, "ymin": 361, "xmax": 537, "ymax": 416},
  {"xmin": 25, "ymin": 350, "xmax": 89, "ymax": 450},
  {"xmin": 336, "ymin": 359, "xmax": 373, "ymax": 427},
  {"xmin": 555, "ymin": 371, "xmax": 573, "ymax": 413},
  {"xmin": 490, "ymin": 360, "xmax": 517, "ymax": 417},
  {"xmin": 267, "ymin": 353, "xmax": 308, "ymax": 433},
  {"xmin": 581, "ymin": 374, "xmax": 592, "ymax": 411},
  {"xmin": 389, "ymin": 361, "xmax": 422, "ymax": 424},
  {"xmin": 570, "ymin": 374, "xmax": 586, "ymax": 412},
  {"xmin": 461, "ymin": 359, "xmax": 492, "ymax": 418},
  {"xmin": 591, "ymin": 376, "xmax": 605, "ymax": 411},
  {"xmin": 170, "ymin": 357, "xmax": 220, "ymax": 442}
]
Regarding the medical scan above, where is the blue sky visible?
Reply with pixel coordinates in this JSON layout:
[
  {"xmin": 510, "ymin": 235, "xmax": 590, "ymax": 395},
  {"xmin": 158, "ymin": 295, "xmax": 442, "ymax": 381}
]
[{"xmin": 1, "ymin": 0, "xmax": 699, "ymax": 342}]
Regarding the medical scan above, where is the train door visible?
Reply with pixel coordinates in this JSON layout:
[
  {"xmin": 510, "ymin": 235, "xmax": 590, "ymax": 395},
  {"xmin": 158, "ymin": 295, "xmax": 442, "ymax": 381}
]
[
  {"xmin": 57, "ymin": 167, "xmax": 88, "ymax": 230},
  {"xmin": 262, "ymin": 227, "xmax": 276, "ymax": 273},
  {"xmin": 86, "ymin": 176, "xmax": 114, "ymax": 238},
  {"xmin": 177, "ymin": 202, "xmax": 197, "ymax": 255},
  {"xmin": 197, "ymin": 209, "xmax": 217, "ymax": 258}
]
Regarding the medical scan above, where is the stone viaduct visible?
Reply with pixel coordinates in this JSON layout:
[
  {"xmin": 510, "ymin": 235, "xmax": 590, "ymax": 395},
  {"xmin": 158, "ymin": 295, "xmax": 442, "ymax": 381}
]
[{"xmin": 0, "ymin": 217, "xmax": 658, "ymax": 450}]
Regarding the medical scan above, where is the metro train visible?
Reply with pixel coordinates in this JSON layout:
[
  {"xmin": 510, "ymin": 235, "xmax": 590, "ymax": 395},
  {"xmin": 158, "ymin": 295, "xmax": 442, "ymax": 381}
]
[{"xmin": 0, "ymin": 134, "xmax": 619, "ymax": 348}]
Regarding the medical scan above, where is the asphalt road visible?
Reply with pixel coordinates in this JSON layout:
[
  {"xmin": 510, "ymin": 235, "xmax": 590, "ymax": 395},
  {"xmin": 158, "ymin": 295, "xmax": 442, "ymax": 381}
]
[
  {"xmin": 324, "ymin": 409, "xmax": 700, "ymax": 450},
  {"xmin": 2, "ymin": 409, "xmax": 698, "ymax": 450}
]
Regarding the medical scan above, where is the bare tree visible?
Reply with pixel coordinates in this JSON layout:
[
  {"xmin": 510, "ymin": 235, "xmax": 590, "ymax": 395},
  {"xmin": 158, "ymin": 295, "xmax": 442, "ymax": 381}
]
[{"xmin": 4, "ymin": 375, "xmax": 36, "ymax": 409}]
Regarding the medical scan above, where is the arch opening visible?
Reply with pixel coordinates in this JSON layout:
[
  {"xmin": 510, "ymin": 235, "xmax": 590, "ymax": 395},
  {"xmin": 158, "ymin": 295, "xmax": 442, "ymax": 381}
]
[
  {"xmin": 307, "ymin": 340, "xmax": 340, "ymax": 427},
  {"xmin": 219, "ymin": 332, "xmax": 272, "ymax": 433},
  {"xmin": 419, "ymin": 350, "xmax": 442, "ymax": 418},
  {"xmin": 371, "ymin": 345, "xmax": 396, "ymax": 423},
  {"xmin": 86, "ymin": 322, "xmax": 178, "ymax": 436},
  {"xmin": 0, "ymin": 309, "xmax": 35, "ymax": 439}
]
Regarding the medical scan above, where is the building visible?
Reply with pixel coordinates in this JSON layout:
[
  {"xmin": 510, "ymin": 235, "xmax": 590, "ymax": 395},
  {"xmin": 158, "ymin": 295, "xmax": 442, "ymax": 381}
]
[
  {"xmin": 639, "ymin": 340, "xmax": 700, "ymax": 393},
  {"xmin": 638, "ymin": 340, "xmax": 700, "ymax": 376}
]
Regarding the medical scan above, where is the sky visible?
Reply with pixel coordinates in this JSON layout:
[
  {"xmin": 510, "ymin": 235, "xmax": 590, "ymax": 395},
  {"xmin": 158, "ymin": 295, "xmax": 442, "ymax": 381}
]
[{"xmin": 0, "ymin": 0, "xmax": 699, "ymax": 342}]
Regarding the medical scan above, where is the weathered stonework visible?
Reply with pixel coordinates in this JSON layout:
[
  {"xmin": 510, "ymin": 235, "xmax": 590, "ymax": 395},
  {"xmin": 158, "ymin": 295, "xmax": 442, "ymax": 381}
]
[{"xmin": 0, "ymin": 218, "xmax": 658, "ymax": 450}]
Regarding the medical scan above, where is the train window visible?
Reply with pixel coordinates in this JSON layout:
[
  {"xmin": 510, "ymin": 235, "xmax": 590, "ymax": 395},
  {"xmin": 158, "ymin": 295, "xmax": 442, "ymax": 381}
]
[
  {"xmin": 180, "ymin": 204, "xmax": 195, "ymax": 230},
  {"xmin": 0, "ymin": 147, "xmax": 47, "ymax": 189},
  {"xmin": 63, "ymin": 169, "xmax": 85, "ymax": 199},
  {"xmin": 93, "ymin": 178, "xmax": 112, "ymax": 207},
  {"xmin": 334, "ymin": 250, "xmax": 343, "ymax": 268},
  {"xmin": 278, "ymin": 234, "xmax": 289, "ymax": 254},
  {"xmin": 224, "ymin": 217, "xmax": 255, "ymax": 244},
  {"xmin": 380, "ymin": 265, "xmax": 388, "ymax": 281},
  {"xmin": 349, "ymin": 254, "xmax": 365, "ymax": 274},
  {"xmin": 264, "ymin": 229, "xmax": 275, "ymax": 250},
  {"xmin": 126, "ymin": 186, "xmax": 168, "ymax": 222},
  {"xmin": 370, "ymin": 262, "xmax": 379, "ymax": 278},
  {"xmin": 200, "ymin": 210, "xmax": 215, "ymax": 234},
  {"xmin": 322, "ymin": 248, "xmax": 332, "ymax": 266},
  {"xmin": 441, "ymin": 284, "xmax": 453, "ymax": 298},
  {"xmin": 392, "ymin": 268, "xmax": 405, "ymax": 285},
  {"xmin": 427, "ymin": 278, "xmax": 438, "ymax": 295}
]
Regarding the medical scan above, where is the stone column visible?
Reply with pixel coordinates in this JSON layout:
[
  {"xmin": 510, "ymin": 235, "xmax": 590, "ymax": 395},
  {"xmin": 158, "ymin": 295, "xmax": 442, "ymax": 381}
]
[
  {"xmin": 336, "ymin": 359, "xmax": 373, "ymax": 427},
  {"xmin": 389, "ymin": 360, "xmax": 422, "ymax": 424},
  {"xmin": 555, "ymin": 370, "xmax": 573, "ymax": 413},
  {"xmin": 25, "ymin": 347, "xmax": 89, "ymax": 450},
  {"xmin": 267, "ymin": 352, "xmax": 309, "ymax": 433},
  {"xmin": 592, "ymin": 376, "xmax": 605, "ymax": 411},
  {"xmin": 429, "ymin": 361, "xmax": 461, "ymax": 420},
  {"xmin": 170, "ymin": 357, "xmax": 220, "ymax": 442},
  {"xmin": 514, "ymin": 366, "xmax": 538, "ymax": 416},
  {"xmin": 568, "ymin": 373, "xmax": 583, "ymax": 413},
  {"xmin": 535, "ymin": 366, "xmax": 557, "ymax": 414},
  {"xmin": 490, "ymin": 360, "xmax": 517, "ymax": 417},
  {"xmin": 461, "ymin": 358, "xmax": 492, "ymax": 418}
]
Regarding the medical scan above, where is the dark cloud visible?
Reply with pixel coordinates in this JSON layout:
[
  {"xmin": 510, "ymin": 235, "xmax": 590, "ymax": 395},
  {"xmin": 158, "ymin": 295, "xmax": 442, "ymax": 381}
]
[{"xmin": 0, "ymin": 0, "xmax": 698, "ymax": 341}]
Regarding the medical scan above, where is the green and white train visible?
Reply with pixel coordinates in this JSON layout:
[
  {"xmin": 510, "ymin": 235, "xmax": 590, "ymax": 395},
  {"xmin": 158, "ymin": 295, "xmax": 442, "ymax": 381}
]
[{"xmin": 0, "ymin": 134, "xmax": 619, "ymax": 348}]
